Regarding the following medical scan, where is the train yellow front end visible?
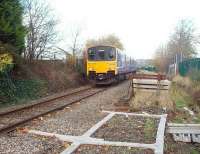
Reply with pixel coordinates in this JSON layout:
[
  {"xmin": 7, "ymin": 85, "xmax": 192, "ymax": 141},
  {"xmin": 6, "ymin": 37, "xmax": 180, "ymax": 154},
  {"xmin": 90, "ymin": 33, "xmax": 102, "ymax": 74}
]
[
  {"xmin": 86, "ymin": 46, "xmax": 117, "ymax": 83},
  {"xmin": 87, "ymin": 61, "xmax": 117, "ymax": 80}
]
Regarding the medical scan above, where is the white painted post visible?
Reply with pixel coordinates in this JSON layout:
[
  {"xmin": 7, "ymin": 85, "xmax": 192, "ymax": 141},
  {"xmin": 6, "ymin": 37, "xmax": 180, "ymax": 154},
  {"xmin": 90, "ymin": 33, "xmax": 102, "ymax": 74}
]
[
  {"xmin": 155, "ymin": 115, "xmax": 167, "ymax": 154},
  {"xmin": 61, "ymin": 143, "xmax": 81, "ymax": 154}
]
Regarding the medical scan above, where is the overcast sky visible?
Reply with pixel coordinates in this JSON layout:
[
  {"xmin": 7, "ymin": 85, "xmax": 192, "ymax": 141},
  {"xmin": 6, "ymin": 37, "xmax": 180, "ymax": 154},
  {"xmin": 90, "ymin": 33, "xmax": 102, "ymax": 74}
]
[{"xmin": 48, "ymin": 0, "xmax": 200, "ymax": 59}]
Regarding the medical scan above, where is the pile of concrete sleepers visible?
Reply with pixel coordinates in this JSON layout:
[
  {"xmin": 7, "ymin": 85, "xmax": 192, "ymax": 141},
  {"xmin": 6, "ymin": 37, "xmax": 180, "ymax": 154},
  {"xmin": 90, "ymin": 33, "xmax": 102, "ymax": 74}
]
[{"xmin": 167, "ymin": 123, "xmax": 200, "ymax": 143}]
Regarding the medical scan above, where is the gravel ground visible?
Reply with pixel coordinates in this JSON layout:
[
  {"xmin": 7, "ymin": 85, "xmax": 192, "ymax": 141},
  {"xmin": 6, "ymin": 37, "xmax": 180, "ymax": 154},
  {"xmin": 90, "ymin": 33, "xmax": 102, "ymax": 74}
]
[
  {"xmin": 25, "ymin": 82, "xmax": 130, "ymax": 136},
  {"xmin": 74, "ymin": 145, "xmax": 154, "ymax": 154},
  {"xmin": 0, "ymin": 88, "xmax": 101, "ymax": 129},
  {"xmin": 92, "ymin": 115, "xmax": 159, "ymax": 144},
  {"xmin": 0, "ymin": 81, "xmax": 130, "ymax": 154},
  {"xmin": 0, "ymin": 133, "xmax": 67, "ymax": 154},
  {"xmin": 164, "ymin": 134, "xmax": 200, "ymax": 154}
]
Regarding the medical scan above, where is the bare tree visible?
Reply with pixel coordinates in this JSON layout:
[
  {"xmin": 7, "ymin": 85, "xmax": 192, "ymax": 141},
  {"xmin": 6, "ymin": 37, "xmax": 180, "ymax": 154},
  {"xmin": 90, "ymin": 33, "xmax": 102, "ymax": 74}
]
[
  {"xmin": 153, "ymin": 19, "xmax": 200, "ymax": 73},
  {"xmin": 168, "ymin": 19, "xmax": 198, "ymax": 59},
  {"xmin": 68, "ymin": 27, "xmax": 83, "ymax": 57},
  {"xmin": 67, "ymin": 27, "xmax": 83, "ymax": 68},
  {"xmin": 153, "ymin": 45, "xmax": 170, "ymax": 72},
  {"xmin": 22, "ymin": 0, "xmax": 58, "ymax": 61},
  {"xmin": 86, "ymin": 34, "xmax": 124, "ymax": 50}
]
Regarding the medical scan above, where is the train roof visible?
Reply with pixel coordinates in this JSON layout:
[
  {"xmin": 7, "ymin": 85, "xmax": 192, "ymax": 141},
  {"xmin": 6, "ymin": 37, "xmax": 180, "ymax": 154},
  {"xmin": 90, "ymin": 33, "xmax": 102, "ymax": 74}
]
[{"xmin": 87, "ymin": 45, "xmax": 121, "ymax": 50}]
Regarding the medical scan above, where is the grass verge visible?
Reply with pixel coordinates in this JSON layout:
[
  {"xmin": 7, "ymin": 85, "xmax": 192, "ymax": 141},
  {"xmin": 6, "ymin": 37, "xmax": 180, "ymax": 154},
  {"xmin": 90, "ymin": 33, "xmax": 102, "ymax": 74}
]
[{"xmin": 169, "ymin": 75, "xmax": 200, "ymax": 123}]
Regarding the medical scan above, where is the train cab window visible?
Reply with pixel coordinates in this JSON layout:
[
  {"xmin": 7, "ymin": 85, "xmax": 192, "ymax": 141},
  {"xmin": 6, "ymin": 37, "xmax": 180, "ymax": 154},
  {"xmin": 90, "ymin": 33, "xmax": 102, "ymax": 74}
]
[
  {"xmin": 88, "ymin": 49, "xmax": 96, "ymax": 60},
  {"xmin": 98, "ymin": 50, "xmax": 105, "ymax": 59},
  {"xmin": 87, "ymin": 46, "xmax": 116, "ymax": 61},
  {"xmin": 108, "ymin": 49, "xmax": 115, "ymax": 60}
]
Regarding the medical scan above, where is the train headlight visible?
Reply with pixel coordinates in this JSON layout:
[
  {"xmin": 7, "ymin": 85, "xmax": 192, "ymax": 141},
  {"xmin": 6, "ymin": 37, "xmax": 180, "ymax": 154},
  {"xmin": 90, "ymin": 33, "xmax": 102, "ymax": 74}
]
[{"xmin": 89, "ymin": 68, "xmax": 93, "ymax": 71}]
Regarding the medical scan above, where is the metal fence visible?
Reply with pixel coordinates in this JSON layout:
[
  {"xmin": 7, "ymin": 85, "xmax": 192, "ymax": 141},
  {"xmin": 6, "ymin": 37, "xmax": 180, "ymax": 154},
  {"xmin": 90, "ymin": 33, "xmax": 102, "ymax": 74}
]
[{"xmin": 178, "ymin": 58, "xmax": 200, "ymax": 76}]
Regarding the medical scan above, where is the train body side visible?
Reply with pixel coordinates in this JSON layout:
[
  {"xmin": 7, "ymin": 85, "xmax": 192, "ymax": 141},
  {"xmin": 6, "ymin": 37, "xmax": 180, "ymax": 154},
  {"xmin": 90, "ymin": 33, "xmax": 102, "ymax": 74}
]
[{"xmin": 116, "ymin": 50, "xmax": 137, "ymax": 75}]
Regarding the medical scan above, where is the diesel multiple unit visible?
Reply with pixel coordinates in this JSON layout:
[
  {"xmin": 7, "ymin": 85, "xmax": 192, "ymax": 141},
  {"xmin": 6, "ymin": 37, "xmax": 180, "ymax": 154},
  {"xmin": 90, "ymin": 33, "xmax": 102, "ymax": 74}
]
[{"xmin": 84, "ymin": 45, "xmax": 136, "ymax": 84}]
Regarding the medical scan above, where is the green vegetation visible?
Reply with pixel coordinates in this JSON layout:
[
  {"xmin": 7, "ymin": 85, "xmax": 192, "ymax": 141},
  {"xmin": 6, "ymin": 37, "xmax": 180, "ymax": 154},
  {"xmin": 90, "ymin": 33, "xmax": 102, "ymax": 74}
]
[
  {"xmin": 191, "ymin": 149, "xmax": 199, "ymax": 154},
  {"xmin": 171, "ymin": 84, "xmax": 192, "ymax": 109},
  {"xmin": 0, "ymin": 61, "xmax": 82, "ymax": 108},
  {"xmin": 0, "ymin": 0, "xmax": 28, "ymax": 107},
  {"xmin": 144, "ymin": 118, "xmax": 157, "ymax": 140},
  {"xmin": 171, "ymin": 75, "xmax": 198, "ymax": 107},
  {"xmin": 0, "ymin": 0, "xmax": 26, "ymax": 54},
  {"xmin": 188, "ymin": 68, "xmax": 200, "ymax": 82},
  {"xmin": 0, "ymin": 53, "xmax": 13, "ymax": 73},
  {"xmin": 0, "ymin": 79, "xmax": 47, "ymax": 107},
  {"xmin": 170, "ymin": 75, "xmax": 200, "ymax": 123}
]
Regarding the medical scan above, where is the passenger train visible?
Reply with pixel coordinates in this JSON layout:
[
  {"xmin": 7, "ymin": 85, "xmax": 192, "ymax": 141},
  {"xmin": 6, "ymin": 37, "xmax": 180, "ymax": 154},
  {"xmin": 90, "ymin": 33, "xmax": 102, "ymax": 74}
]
[{"xmin": 84, "ymin": 45, "xmax": 136, "ymax": 84}]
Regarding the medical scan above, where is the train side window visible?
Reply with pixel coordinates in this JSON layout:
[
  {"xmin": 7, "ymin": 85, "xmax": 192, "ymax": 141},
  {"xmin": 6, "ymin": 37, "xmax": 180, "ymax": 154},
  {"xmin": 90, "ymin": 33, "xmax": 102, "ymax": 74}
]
[
  {"xmin": 117, "ymin": 52, "xmax": 122, "ymax": 66},
  {"xmin": 121, "ymin": 54, "xmax": 125, "ymax": 66}
]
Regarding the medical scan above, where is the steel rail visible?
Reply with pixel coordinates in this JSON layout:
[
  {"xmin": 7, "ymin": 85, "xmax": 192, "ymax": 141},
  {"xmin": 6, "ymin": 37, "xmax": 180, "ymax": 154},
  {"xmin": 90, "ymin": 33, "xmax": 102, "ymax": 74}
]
[
  {"xmin": 0, "ymin": 88, "xmax": 105, "ymax": 135},
  {"xmin": 0, "ymin": 86, "xmax": 93, "ymax": 116}
]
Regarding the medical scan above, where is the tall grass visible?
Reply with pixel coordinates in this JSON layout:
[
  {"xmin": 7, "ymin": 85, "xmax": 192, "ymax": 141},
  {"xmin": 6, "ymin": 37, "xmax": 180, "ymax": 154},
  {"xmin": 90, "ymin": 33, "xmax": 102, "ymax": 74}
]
[
  {"xmin": 170, "ymin": 75, "xmax": 200, "ymax": 111},
  {"xmin": 188, "ymin": 68, "xmax": 200, "ymax": 82}
]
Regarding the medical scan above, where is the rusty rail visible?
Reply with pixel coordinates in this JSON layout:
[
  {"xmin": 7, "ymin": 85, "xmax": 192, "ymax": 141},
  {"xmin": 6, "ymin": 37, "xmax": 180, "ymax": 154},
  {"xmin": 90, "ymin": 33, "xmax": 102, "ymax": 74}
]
[
  {"xmin": 0, "ymin": 86, "xmax": 92, "ymax": 116},
  {"xmin": 0, "ymin": 87, "xmax": 105, "ymax": 135}
]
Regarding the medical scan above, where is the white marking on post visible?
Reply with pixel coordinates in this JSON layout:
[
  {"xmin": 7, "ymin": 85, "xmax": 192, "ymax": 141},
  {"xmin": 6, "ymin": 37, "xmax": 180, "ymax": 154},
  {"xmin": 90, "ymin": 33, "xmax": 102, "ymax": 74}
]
[{"xmin": 61, "ymin": 143, "xmax": 81, "ymax": 154}]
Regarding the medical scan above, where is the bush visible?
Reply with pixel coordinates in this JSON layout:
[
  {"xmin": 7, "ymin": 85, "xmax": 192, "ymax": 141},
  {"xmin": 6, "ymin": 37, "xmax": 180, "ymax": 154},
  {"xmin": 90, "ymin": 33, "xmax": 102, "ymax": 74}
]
[
  {"xmin": 171, "ymin": 75, "xmax": 200, "ymax": 109},
  {"xmin": 188, "ymin": 69, "xmax": 200, "ymax": 82},
  {"xmin": 172, "ymin": 75, "xmax": 192, "ymax": 91},
  {"xmin": 0, "ymin": 78, "xmax": 47, "ymax": 107},
  {"xmin": 0, "ymin": 60, "xmax": 84, "ymax": 108}
]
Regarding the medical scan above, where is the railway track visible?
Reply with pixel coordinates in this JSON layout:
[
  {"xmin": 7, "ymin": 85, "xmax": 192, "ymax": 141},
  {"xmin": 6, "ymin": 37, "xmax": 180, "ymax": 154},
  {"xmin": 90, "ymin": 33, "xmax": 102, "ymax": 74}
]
[{"xmin": 0, "ymin": 86, "xmax": 105, "ymax": 135}]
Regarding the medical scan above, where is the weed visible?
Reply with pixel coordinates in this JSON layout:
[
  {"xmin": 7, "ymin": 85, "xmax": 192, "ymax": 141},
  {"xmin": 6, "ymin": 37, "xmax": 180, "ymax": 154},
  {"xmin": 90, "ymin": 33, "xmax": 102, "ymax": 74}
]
[
  {"xmin": 172, "ymin": 117, "xmax": 184, "ymax": 123},
  {"xmin": 170, "ymin": 79, "xmax": 194, "ymax": 109},
  {"xmin": 144, "ymin": 119, "xmax": 156, "ymax": 140},
  {"xmin": 193, "ymin": 114, "xmax": 200, "ymax": 123},
  {"xmin": 164, "ymin": 141, "xmax": 177, "ymax": 152},
  {"xmin": 175, "ymin": 99, "xmax": 187, "ymax": 108},
  {"xmin": 188, "ymin": 69, "xmax": 200, "ymax": 82},
  {"xmin": 190, "ymin": 148, "xmax": 199, "ymax": 154},
  {"xmin": 170, "ymin": 75, "xmax": 200, "ymax": 123}
]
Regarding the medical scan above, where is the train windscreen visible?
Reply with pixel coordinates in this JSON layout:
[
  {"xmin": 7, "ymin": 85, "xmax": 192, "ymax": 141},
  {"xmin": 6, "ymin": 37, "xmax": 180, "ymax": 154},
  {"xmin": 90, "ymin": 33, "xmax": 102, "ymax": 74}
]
[{"xmin": 87, "ymin": 46, "xmax": 116, "ymax": 61}]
